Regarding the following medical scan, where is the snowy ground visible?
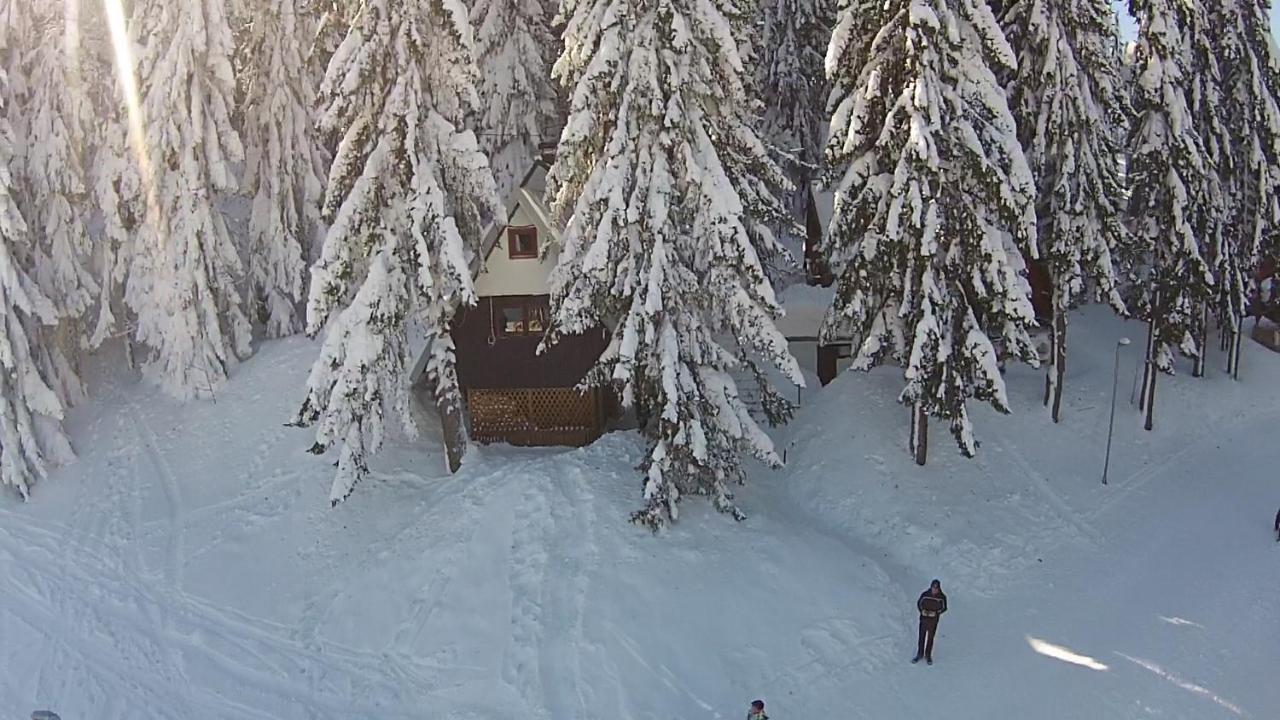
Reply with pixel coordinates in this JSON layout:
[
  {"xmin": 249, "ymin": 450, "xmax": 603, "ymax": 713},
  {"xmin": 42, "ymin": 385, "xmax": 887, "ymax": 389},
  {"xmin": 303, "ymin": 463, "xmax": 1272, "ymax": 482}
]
[{"xmin": 2, "ymin": 307, "xmax": 1278, "ymax": 719}]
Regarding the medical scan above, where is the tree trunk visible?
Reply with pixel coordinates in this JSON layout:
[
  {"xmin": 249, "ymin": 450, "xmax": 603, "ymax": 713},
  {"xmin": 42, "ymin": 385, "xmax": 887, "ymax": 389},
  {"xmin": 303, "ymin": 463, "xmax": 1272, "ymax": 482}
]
[
  {"xmin": 911, "ymin": 403, "xmax": 928, "ymax": 466},
  {"xmin": 1141, "ymin": 292, "xmax": 1159, "ymax": 432},
  {"xmin": 1146, "ymin": 316, "xmax": 1157, "ymax": 412},
  {"xmin": 1143, "ymin": 354, "xmax": 1158, "ymax": 432},
  {"xmin": 1228, "ymin": 313, "xmax": 1244, "ymax": 379},
  {"xmin": 1140, "ymin": 293, "xmax": 1157, "ymax": 426},
  {"xmin": 1049, "ymin": 306, "xmax": 1066, "ymax": 423},
  {"xmin": 439, "ymin": 397, "xmax": 467, "ymax": 474},
  {"xmin": 1191, "ymin": 302, "xmax": 1209, "ymax": 378}
]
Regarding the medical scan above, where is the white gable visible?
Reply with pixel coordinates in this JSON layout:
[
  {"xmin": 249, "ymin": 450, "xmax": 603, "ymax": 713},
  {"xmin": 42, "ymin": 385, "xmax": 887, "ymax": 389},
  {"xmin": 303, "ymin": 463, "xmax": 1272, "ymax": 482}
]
[
  {"xmin": 811, "ymin": 182, "xmax": 835, "ymax": 234},
  {"xmin": 474, "ymin": 164, "xmax": 562, "ymax": 298}
]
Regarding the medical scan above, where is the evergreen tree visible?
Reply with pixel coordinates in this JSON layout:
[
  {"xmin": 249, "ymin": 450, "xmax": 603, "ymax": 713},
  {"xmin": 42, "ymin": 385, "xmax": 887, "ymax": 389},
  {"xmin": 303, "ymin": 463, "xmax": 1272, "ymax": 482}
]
[
  {"xmin": 1212, "ymin": 0, "xmax": 1280, "ymax": 378},
  {"xmin": 292, "ymin": 0, "xmax": 500, "ymax": 505},
  {"xmin": 74, "ymin": 0, "xmax": 143, "ymax": 356},
  {"xmin": 0, "ymin": 32, "xmax": 73, "ymax": 498},
  {"xmin": 127, "ymin": 0, "xmax": 252, "ymax": 399},
  {"xmin": 822, "ymin": 0, "xmax": 1040, "ymax": 465},
  {"xmin": 1183, "ymin": 0, "xmax": 1228, "ymax": 379},
  {"xmin": 238, "ymin": 0, "xmax": 326, "ymax": 337},
  {"xmin": 471, "ymin": 0, "xmax": 559, "ymax": 200},
  {"xmin": 1128, "ymin": 0, "xmax": 1217, "ymax": 429},
  {"xmin": 15, "ymin": 4, "xmax": 99, "ymax": 326},
  {"xmin": 548, "ymin": 0, "xmax": 803, "ymax": 527},
  {"xmin": 309, "ymin": 0, "xmax": 353, "ymax": 73},
  {"xmin": 755, "ymin": 0, "xmax": 829, "ymax": 211},
  {"xmin": 7, "ymin": 3, "xmax": 103, "ymax": 410},
  {"xmin": 998, "ymin": 0, "xmax": 1131, "ymax": 422},
  {"xmin": 88, "ymin": 118, "xmax": 141, "ymax": 354}
]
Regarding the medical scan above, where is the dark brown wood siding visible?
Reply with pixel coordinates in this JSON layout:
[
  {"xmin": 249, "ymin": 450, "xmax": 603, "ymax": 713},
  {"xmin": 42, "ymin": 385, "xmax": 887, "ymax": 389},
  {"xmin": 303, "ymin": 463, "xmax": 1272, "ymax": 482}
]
[
  {"xmin": 453, "ymin": 295, "xmax": 609, "ymax": 390},
  {"xmin": 1026, "ymin": 256, "xmax": 1054, "ymax": 325}
]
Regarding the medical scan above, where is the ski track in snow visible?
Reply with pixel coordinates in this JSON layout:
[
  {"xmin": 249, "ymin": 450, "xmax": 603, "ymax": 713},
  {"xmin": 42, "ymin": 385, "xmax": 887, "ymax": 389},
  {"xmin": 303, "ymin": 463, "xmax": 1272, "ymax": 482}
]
[
  {"xmin": 0, "ymin": 505, "xmax": 479, "ymax": 718},
  {"xmin": 1086, "ymin": 407, "xmax": 1280, "ymax": 523},
  {"xmin": 2, "ymin": 324, "xmax": 1278, "ymax": 718}
]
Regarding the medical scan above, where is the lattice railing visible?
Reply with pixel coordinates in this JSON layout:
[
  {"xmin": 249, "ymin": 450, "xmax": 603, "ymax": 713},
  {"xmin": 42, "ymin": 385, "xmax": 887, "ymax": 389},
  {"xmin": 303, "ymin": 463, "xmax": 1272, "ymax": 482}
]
[{"xmin": 468, "ymin": 388, "xmax": 604, "ymax": 446}]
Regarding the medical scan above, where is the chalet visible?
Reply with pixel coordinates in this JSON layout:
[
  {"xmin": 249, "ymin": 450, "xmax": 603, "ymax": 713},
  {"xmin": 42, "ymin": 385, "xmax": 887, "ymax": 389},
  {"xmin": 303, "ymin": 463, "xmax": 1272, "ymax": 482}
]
[
  {"xmin": 802, "ymin": 184, "xmax": 851, "ymax": 384},
  {"xmin": 800, "ymin": 182, "xmax": 1052, "ymax": 385},
  {"xmin": 446, "ymin": 160, "xmax": 613, "ymax": 450}
]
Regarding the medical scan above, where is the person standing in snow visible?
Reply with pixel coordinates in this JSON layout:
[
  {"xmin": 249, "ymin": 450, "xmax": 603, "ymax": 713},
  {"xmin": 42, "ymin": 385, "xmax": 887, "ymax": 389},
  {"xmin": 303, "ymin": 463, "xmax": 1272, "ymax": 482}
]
[
  {"xmin": 1274, "ymin": 508, "xmax": 1279, "ymax": 541},
  {"xmin": 747, "ymin": 699, "xmax": 768, "ymax": 720},
  {"xmin": 912, "ymin": 579, "xmax": 948, "ymax": 665}
]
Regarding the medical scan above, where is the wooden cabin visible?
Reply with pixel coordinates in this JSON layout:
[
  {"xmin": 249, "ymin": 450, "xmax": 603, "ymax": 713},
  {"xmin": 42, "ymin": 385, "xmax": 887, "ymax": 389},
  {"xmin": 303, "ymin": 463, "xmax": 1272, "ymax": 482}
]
[{"xmin": 449, "ymin": 162, "xmax": 612, "ymax": 447}]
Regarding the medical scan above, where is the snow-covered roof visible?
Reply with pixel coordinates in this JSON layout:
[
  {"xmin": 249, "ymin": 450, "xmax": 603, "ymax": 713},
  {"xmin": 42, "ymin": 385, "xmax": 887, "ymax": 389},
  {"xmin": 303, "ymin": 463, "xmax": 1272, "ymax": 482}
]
[{"xmin": 776, "ymin": 283, "xmax": 838, "ymax": 340}]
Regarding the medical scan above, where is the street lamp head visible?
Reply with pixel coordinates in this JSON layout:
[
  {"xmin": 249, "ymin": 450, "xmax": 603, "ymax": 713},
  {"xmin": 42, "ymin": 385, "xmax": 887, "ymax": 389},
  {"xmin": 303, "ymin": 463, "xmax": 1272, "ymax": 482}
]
[{"xmin": 1118, "ymin": 338, "xmax": 1132, "ymax": 346}]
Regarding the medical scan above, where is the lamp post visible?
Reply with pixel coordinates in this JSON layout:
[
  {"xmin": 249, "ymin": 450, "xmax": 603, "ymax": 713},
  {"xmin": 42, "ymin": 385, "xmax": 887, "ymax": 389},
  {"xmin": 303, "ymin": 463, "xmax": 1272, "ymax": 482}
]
[{"xmin": 1103, "ymin": 337, "xmax": 1131, "ymax": 485}]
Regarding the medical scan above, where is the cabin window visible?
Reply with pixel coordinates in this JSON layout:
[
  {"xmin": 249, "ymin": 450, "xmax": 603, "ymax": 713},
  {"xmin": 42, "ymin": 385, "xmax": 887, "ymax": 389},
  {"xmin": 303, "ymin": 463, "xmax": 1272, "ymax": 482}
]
[
  {"xmin": 496, "ymin": 297, "xmax": 550, "ymax": 337},
  {"xmin": 501, "ymin": 306, "xmax": 525, "ymax": 335},
  {"xmin": 508, "ymin": 226, "xmax": 538, "ymax": 259}
]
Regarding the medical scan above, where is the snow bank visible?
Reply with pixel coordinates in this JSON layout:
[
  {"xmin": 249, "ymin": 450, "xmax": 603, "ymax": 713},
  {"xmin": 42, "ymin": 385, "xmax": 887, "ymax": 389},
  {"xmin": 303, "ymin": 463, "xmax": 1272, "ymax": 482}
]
[{"xmin": 775, "ymin": 305, "xmax": 1280, "ymax": 596}]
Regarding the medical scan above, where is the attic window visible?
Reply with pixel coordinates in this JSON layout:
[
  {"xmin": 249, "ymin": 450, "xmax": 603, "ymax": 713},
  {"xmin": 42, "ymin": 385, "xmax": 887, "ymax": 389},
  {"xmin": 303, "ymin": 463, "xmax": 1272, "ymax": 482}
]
[{"xmin": 508, "ymin": 226, "xmax": 538, "ymax": 259}]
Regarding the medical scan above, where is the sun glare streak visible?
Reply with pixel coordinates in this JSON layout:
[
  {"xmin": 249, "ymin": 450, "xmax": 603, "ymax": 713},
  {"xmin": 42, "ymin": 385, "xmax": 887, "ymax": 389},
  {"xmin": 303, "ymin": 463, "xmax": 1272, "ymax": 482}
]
[
  {"xmin": 65, "ymin": 0, "xmax": 81, "ymax": 69},
  {"xmin": 1026, "ymin": 636, "xmax": 1110, "ymax": 671},
  {"xmin": 1117, "ymin": 653, "xmax": 1248, "ymax": 716},
  {"xmin": 101, "ymin": 0, "xmax": 160, "ymax": 229}
]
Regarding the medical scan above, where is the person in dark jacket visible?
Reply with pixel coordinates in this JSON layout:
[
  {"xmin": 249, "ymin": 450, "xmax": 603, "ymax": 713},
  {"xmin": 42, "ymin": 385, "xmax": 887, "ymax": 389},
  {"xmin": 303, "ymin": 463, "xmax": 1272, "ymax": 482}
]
[
  {"xmin": 1274, "ymin": 508, "xmax": 1279, "ymax": 541},
  {"xmin": 912, "ymin": 579, "xmax": 948, "ymax": 665}
]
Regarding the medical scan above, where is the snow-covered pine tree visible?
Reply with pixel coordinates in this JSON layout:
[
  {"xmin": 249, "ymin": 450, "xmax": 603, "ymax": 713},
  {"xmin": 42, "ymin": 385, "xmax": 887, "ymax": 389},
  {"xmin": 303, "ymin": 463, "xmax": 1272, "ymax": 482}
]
[
  {"xmin": 238, "ymin": 0, "xmax": 326, "ymax": 337},
  {"xmin": 548, "ymin": 0, "xmax": 804, "ymax": 527},
  {"xmin": 293, "ymin": 0, "xmax": 499, "ymax": 505},
  {"xmin": 755, "ymin": 0, "xmax": 829, "ymax": 214},
  {"xmin": 1182, "ymin": 0, "xmax": 1229, "ymax": 379},
  {"xmin": 65, "ymin": 0, "xmax": 141, "ymax": 357},
  {"xmin": 822, "ymin": 0, "xmax": 1040, "ymax": 465},
  {"xmin": 1127, "ymin": 0, "xmax": 1217, "ymax": 429},
  {"xmin": 1211, "ymin": 0, "xmax": 1280, "ymax": 378},
  {"xmin": 0, "ymin": 34, "xmax": 74, "ymax": 499},
  {"xmin": 7, "ymin": 3, "xmax": 102, "ymax": 409},
  {"xmin": 88, "ymin": 116, "xmax": 141, "ymax": 356},
  {"xmin": 998, "ymin": 0, "xmax": 1131, "ymax": 422},
  {"xmin": 126, "ymin": 0, "xmax": 252, "ymax": 400},
  {"xmin": 308, "ymin": 0, "xmax": 353, "ymax": 76},
  {"xmin": 471, "ymin": 0, "xmax": 559, "ymax": 200}
]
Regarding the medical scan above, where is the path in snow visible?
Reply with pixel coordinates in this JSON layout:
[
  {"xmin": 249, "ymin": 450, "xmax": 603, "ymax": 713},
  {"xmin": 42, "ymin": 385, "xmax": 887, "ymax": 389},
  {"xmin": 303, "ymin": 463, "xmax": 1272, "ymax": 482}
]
[{"xmin": 1, "ymin": 312, "xmax": 1278, "ymax": 719}]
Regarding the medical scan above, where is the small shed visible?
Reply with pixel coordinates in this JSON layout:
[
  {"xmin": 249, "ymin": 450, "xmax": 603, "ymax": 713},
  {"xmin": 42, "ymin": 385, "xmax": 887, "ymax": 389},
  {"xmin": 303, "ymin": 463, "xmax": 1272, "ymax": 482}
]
[{"xmin": 448, "ymin": 162, "xmax": 612, "ymax": 448}]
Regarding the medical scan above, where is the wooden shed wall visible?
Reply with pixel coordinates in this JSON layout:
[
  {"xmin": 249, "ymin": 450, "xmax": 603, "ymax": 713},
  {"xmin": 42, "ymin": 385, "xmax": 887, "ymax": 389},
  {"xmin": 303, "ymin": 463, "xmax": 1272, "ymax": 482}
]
[{"xmin": 453, "ymin": 295, "xmax": 609, "ymax": 391}]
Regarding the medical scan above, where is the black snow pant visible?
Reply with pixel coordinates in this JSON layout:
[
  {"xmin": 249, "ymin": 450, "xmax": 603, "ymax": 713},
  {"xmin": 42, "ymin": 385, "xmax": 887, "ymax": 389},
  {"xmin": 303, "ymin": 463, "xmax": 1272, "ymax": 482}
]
[{"xmin": 916, "ymin": 616, "xmax": 939, "ymax": 660}]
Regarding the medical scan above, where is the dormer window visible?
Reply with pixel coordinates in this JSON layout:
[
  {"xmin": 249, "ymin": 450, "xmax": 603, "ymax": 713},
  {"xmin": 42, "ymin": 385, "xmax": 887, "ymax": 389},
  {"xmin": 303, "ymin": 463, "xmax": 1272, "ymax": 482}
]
[{"xmin": 508, "ymin": 226, "xmax": 538, "ymax": 259}]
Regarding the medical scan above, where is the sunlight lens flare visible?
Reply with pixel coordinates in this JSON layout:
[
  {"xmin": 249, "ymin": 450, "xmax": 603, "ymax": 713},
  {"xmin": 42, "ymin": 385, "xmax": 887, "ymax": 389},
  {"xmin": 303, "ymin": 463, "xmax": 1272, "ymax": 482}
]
[
  {"xmin": 1117, "ymin": 653, "xmax": 1248, "ymax": 717},
  {"xmin": 64, "ymin": 0, "xmax": 80, "ymax": 69},
  {"xmin": 1026, "ymin": 636, "xmax": 1109, "ymax": 671},
  {"xmin": 101, "ymin": 0, "xmax": 160, "ymax": 229}
]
